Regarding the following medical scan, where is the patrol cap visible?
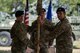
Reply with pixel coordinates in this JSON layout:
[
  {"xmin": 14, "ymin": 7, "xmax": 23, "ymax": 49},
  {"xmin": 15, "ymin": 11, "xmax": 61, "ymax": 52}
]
[
  {"xmin": 37, "ymin": 8, "xmax": 46, "ymax": 15},
  {"xmin": 15, "ymin": 10, "xmax": 24, "ymax": 17},
  {"xmin": 39, "ymin": 8, "xmax": 46, "ymax": 15},
  {"xmin": 56, "ymin": 7, "xmax": 65, "ymax": 13},
  {"xmin": 41, "ymin": 8, "xmax": 46, "ymax": 12}
]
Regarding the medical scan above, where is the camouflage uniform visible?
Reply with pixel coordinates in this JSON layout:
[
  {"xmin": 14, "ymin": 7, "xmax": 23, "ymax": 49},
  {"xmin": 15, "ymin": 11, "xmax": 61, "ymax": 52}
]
[
  {"xmin": 28, "ymin": 18, "xmax": 54, "ymax": 53},
  {"xmin": 46, "ymin": 18, "xmax": 73, "ymax": 53},
  {"xmin": 72, "ymin": 32, "xmax": 76, "ymax": 41},
  {"xmin": 11, "ymin": 20, "xmax": 29, "ymax": 53}
]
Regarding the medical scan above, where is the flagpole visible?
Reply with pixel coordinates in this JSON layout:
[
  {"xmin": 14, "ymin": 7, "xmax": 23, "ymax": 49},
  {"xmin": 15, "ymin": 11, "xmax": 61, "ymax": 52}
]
[
  {"xmin": 36, "ymin": 0, "xmax": 42, "ymax": 53},
  {"xmin": 24, "ymin": 0, "xmax": 29, "ymax": 27}
]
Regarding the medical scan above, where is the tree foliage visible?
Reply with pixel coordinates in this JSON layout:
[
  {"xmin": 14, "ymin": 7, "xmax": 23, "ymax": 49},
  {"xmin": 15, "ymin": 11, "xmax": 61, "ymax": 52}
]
[
  {"xmin": 0, "ymin": 0, "xmax": 80, "ymax": 16},
  {"xmin": 0, "ymin": 0, "xmax": 35, "ymax": 14},
  {"xmin": 58, "ymin": 0, "xmax": 80, "ymax": 16}
]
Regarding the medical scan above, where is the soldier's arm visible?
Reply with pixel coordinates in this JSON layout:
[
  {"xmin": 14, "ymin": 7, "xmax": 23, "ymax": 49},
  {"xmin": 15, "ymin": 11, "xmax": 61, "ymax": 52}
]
[
  {"xmin": 16, "ymin": 24, "xmax": 29, "ymax": 45},
  {"xmin": 72, "ymin": 32, "xmax": 76, "ymax": 41},
  {"xmin": 48, "ymin": 39, "xmax": 54, "ymax": 47},
  {"xmin": 43, "ymin": 19, "xmax": 55, "ymax": 31},
  {"xmin": 10, "ymin": 24, "xmax": 16, "ymax": 38},
  {"xmin": 27, "ymin": 20, "xmax": 37, "ymax": 33},
  {"xmin": 49, "ymin": 23, "xmax": 70, "ymax": 39},
  {"xmin": 10, "ymin": 27, "xmax": 15, "ymax": 38},
  {"xmin": 19, "ymin": 24, "xmax": 34, "ymax": 46}
]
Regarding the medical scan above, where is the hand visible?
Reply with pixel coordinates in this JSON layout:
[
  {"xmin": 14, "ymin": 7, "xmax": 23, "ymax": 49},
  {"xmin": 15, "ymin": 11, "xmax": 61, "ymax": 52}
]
[{"xmin": 48, "ymin": 46, "xmax": 50, "ymax": 48}]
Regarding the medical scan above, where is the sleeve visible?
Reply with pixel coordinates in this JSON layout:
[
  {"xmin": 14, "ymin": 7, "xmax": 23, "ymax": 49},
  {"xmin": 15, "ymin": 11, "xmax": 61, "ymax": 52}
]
[
  {"xmin": 43, "ymin": 19, "xmax": 55, "ymax": 31},
  {"xmin": 10, "ymin": 23, "xmax": 17, "ymax": 39},
  {"xmin": 10, "ymin": 26, "xmax": 15, "ymax": 38},
  {"xmin": 49, "ymin": 23, "xmax": 69, "ymax": 40},
  {"xmin": 72, "ymin": 32, "xmax": 76, "ymax": 41},
  {"xmin": 16, "ymin": 24, "xmax": 29, "ymax": 45},
  {"xmin": 27, "ymin": 20, "xmax": 37, "ymax": 33},
  {"xmin": 48, "ymin": 39, "xmax": 54, "ymax": 46}
]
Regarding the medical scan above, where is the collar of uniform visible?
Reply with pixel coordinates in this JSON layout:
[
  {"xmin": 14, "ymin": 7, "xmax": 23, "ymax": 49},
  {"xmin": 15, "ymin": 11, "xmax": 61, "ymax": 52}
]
[
  {"xmin": 60, "ymin": 17, "xmax": 66, "ymax": 22},
  {"xmin": 15, "ymin": 20, "xmax": 22, "ymax": 23}
]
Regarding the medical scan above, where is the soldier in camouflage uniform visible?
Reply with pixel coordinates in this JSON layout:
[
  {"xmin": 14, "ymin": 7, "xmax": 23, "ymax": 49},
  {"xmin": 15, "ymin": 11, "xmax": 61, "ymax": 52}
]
[
  {"xmin": 44, "ymin": 7, "xmax": 73, "ymax": 53},
  {"xmin": 28, "ymin": 8, "xmax": 54, "ymax": 53},
  {"xmin": 10, "ymin": 10, "xmax": 29, "ymax": 53}
]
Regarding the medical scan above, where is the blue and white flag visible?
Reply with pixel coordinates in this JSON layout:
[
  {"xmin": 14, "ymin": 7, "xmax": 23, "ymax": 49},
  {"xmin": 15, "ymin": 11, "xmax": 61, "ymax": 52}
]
[{"xmin": 46, "ymin": 0, "xmax": 52, "ymax": 21}]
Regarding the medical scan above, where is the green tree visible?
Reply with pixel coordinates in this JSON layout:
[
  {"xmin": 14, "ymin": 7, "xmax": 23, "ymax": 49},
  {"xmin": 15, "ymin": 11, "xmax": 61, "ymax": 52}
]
[{"xmin": 0, "ymin": 0, "xmax": 35, "ymax": 15}]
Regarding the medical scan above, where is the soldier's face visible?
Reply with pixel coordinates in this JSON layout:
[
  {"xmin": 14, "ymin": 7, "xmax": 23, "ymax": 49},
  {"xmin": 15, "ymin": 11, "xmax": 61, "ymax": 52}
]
[
  {"xmin": 57, "ymin": 11, "xmax": 65, "ymax": 20},
  {"xmin": 17, "ymin": 15, "xmax": 24, "ymax": 22},
  {"xmin": 41, "ymin": 11, "xmax": 45, "ymax": 19}
]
